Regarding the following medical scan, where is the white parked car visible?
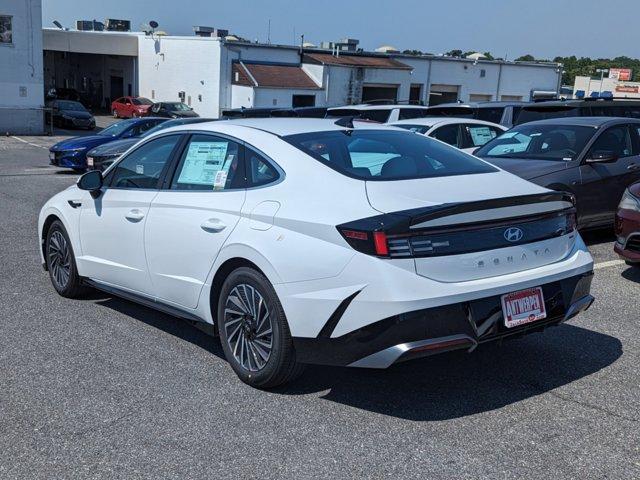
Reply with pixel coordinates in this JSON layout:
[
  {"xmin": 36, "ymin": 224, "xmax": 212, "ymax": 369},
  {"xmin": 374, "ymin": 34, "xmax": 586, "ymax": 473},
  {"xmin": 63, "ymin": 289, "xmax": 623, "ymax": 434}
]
[
  {"xmin": 327, "ymin": 104, "xmax": 429, "ymax": 123},
  {"xmin": 388, "ymin": 117, "xmax": 507, "ymax": 153},
  {"xmin": 38, "ymin": 118, "xmax": 594, "ymax": 388}
]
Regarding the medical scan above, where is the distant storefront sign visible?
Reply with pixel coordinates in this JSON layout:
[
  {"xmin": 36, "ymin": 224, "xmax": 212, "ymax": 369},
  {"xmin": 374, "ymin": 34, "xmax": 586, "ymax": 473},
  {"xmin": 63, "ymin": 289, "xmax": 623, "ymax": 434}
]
[
  {"xmin": 615, "ymin": 85, "xmax": 639, "ymax": 94},
  {"xmin": 610, "ymin": 68, "xmax": 633, "ymax": 81}
]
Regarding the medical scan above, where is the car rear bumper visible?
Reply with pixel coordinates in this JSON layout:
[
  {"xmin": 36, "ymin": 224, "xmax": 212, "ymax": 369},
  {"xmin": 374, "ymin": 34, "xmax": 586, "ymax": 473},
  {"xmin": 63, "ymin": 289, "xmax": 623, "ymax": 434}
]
[
  {"xmin": 292, "ymin": 271, "xmax": 594, "ymax": 368},
  {"xmin": 614, "ymin": 209, "xmax": 640, "ymax": 263}
]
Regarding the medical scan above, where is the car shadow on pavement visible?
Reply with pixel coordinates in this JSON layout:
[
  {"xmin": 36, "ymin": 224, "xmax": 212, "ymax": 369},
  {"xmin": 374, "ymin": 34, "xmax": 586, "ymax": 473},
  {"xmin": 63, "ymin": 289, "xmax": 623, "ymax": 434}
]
[
  {"xmin": 94, "ymin": 297, "xmax": 226, "ymax": 361},
  {"xmin": 278, "ymin": 325, "xmax": 622, "ymax": 421},
  {"xmin": 581, "ymin": 228, "xmax": 616, "ymax": 246},
  {"xmin": 91, "ymin": 293, "xmax": 621, "ymax": 421},
  {"xmin": 621, "ymin": 266, "xmax": 640, "ymax": 283}
]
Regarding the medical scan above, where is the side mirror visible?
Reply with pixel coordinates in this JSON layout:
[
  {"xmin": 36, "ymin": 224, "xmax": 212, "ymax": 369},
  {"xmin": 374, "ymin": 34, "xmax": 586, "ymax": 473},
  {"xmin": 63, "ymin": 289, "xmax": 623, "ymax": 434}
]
[
  {"xmin": 587, "ymin": 151, "xmax": 618, "ymax": 163},
  {"xmin": 77, "ymin": 170, "xmax": 103, "ymax": 197}
]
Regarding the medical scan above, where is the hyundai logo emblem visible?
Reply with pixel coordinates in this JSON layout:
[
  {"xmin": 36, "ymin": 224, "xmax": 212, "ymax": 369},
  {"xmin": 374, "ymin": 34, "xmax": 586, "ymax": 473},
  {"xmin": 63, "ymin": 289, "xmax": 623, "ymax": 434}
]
[{"xmin": 504, "ymin": 227, "xmax": 524, "ymax": 243}]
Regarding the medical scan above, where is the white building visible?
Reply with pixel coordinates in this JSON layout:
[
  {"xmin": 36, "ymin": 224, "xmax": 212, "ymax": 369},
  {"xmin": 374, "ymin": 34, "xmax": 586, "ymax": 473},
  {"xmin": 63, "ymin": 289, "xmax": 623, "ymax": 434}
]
[
  {"xmin": 40, "ymin": 27, "xmax": 563, "ymax": 119},
  {"xmin": 0, "ymin": 0, "xmax": 44, "ymax": 134},
  {"xmin": 573, "ymin": 75, "xmax": 640, "ymax": 99}
]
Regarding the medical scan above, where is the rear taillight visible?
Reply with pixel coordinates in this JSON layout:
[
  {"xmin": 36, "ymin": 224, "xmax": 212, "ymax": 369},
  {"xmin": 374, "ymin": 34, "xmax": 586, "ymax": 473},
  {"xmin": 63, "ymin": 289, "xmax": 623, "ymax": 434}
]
[{"xmin": 338, "ymin": 228, "xmax": 390, "ymax": 257}]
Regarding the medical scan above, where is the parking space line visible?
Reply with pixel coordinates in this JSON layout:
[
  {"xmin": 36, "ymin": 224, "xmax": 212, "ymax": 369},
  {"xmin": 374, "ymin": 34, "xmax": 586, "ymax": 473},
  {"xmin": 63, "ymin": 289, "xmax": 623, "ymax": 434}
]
[
  {"xmin": 10, "ymin": 136, "xmax": 49, "ymax": 150},
  {"xmin": 594, "ymin": 259, "xmax": 626, "ymax": 270}
]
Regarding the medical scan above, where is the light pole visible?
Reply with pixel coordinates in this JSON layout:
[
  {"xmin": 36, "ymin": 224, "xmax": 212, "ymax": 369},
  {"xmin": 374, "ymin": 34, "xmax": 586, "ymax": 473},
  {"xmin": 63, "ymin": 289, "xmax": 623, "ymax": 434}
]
[{"xmin": 596, "ymin": 68, "xmax": 609, "ymax": 97}]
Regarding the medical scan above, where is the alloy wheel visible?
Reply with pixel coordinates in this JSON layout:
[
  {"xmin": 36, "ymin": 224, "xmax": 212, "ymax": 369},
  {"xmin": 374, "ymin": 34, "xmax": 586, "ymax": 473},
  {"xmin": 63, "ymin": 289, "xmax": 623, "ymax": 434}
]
[
  {"xmin": 224, "ymin": 284, "xmax": 273, "ymax": 372},
  {"xmin": 48, "ymin": 230, "xmax": 71, "ymax": 289}
]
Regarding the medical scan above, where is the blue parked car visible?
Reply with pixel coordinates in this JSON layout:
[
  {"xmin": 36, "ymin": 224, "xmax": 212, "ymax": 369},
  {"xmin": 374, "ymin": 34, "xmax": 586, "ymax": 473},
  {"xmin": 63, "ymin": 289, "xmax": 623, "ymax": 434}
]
[{"xmin": 49, "ymin": 117, "xmax": 167, "ymax": 171}]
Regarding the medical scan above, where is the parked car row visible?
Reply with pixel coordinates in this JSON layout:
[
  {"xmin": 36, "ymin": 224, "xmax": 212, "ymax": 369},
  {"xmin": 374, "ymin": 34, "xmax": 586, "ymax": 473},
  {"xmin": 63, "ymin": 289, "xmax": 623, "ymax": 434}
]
[{"xmin": 111, "ymin": 97, "xmax": 199, "ymax": 119}]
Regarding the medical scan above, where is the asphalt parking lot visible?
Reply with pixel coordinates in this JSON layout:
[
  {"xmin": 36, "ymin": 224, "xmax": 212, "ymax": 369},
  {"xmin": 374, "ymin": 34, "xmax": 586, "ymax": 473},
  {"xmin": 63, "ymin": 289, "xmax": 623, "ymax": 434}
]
[{"xmin": 1, "ymin": 130, "xmax": 639, "ymax": 479}]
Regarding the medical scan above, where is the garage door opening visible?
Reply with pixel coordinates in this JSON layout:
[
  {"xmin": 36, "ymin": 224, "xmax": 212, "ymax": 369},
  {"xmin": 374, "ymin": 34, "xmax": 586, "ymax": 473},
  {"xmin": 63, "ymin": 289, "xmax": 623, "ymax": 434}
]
[
  {"xmin": 43, "ymin": 50, "xmax": 136, "ymax": 111},
  {"xmin": 292, "ymin": 94, "xmax": 315, "ymax": 107},
  {"xmin": 429, "ymin": 84, "xmax": 459, "ymax": 106},
  {"xmin": 362, "ymin": 85, "xmax": 398, "ymax": 103}
]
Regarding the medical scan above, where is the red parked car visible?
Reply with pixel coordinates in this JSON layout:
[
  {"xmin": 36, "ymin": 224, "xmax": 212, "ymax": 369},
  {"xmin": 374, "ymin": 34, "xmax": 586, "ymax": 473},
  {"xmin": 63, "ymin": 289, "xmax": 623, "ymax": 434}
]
[
  {"xmin": 614, "ymin": 181, "xmax": 640, "ymax": 266},
  {"xmin": 110, "ymin": 96, "xmax": 154, "ymax": 118}
]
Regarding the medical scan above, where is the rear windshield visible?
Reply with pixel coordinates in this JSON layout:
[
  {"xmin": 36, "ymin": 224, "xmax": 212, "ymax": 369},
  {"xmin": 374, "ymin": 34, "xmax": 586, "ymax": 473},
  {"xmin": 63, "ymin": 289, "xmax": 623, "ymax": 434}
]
[
  {"xmin": 327, "ymin": 109, "xmax": 390, "ymax": 123},
  {"xmin": 514, "ymin": 106, "xmax": 582, "ymax": 125},
  {"xmin": 283, "ymin": 129, "xmax": 497, "ymax": 180}
]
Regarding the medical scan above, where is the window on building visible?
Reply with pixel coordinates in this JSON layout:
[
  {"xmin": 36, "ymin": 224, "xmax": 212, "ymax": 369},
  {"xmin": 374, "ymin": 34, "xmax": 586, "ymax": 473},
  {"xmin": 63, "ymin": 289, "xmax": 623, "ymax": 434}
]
[{"xmin": 0, "ymin": 15, "xmax": 12, "ymax": 44}]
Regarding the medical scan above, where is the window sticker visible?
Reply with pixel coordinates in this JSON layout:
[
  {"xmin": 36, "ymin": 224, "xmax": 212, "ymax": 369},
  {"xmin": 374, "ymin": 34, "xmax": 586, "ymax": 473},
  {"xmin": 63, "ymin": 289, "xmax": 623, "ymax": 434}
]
[
  {"xmin": 177, "ymin": 141, "xmax": 230, "ymax": 187},
  {"xmin": 468, "ymin": 126, "xmax": 495, "ymax": 146}
]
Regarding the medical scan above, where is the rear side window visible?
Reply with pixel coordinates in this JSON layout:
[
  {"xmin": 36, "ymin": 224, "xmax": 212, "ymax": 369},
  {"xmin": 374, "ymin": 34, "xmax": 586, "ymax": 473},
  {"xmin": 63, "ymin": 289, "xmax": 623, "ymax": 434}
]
[
  {"xmin": 284, "ymin": 129, "xmax": 497, "ymax": 180},
  {"xmin": 476, "ymin": 108, "xmax": 504, "ymax": 124},
  {"xmin": 465, "ymin": 124, "xmax": 502, "ymax": 147},
  {"xmin": 170, "ymin": 134, "xmax": 243, "ymax": 191},
  {"xmin": 398, "ymin": 108, "xmax": 428, "ymax": 120},
  {"xmin": 246, "ymin": 147, "xmax": 280, "ymax": 187}
]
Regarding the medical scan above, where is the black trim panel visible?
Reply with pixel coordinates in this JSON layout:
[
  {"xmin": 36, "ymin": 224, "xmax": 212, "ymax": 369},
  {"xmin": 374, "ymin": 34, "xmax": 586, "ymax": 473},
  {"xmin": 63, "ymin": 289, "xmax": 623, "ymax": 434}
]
[
  {"xmin": 317, "ymin": 290, "xmax": 361, "ymax": 339},
  {"xmin": 293, "ymin": 272, "xmax": 593, "ymax": 367},
  {"xmin": 83, "ymin": 279, "xmax": 205, "ymax": 323}
]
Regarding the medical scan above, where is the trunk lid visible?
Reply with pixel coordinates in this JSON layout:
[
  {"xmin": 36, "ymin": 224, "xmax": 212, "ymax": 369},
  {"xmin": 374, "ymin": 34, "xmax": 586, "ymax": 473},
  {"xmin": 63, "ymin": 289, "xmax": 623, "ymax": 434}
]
[{"xmin": 362, "ymin": 172, "xmax": 577, "ymax": 282}]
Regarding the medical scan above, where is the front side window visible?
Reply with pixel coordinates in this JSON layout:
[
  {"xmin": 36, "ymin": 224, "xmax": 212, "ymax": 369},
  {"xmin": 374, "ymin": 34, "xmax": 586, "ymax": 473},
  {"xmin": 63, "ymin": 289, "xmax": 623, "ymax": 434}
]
[
  {"xmin": 110, "ymin": 135, "xmax": 181, "ymax": 189},
  {"xmin": 284, "ymin": 129, "xmax": 497, "ymax": 180},
  {"xmin": 170, "ymin": 134, "xmax": 243, "ymax": 191},
  {"xmin": 589, "ymin": 125, "xmax": 633, "ymax": 158},
  {"xmin": 430, "ymin": 124, "xmax": 461, "ymax": 148},
  {"xmin": 476, "ymin": 124, "xmax": 596, "ymax": 161},
  {"xmin": 0, "ymin": 15, "xmax": 12, "ymax": 44}
]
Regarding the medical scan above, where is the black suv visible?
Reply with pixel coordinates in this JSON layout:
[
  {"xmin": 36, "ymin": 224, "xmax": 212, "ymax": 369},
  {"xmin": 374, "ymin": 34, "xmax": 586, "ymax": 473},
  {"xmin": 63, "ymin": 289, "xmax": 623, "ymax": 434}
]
[
  {"xmin": 514, "ymin": 98, "xmax": 640, "ymax": 125},
  {"xmin": 425, "ymin": 101, "xmax": 528, "ymax": 127}
]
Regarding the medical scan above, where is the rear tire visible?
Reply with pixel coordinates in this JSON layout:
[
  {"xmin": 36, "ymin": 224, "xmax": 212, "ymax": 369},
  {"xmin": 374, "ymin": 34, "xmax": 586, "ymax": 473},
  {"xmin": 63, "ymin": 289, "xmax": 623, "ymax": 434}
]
[
  {"xmin": 45, "ymin": 220, "xmax": 87, "ymax": 298},
  {"xmin": 217, "ymin": 267, "xmax": 305, "ymax": 389}
]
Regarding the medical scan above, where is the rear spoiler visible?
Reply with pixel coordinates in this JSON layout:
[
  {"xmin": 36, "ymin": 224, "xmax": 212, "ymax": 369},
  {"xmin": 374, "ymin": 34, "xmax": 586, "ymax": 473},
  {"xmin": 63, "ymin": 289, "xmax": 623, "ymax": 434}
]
[{"xmin": 339, "ymin": 191, "xmax": 575, "ymax": 234}]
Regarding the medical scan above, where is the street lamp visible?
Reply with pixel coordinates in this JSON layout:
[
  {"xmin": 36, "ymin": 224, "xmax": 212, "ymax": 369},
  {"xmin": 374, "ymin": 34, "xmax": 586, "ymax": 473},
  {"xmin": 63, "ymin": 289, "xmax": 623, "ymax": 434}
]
[{"xmin": 596, "ymin": 68, "xmax": 609, "ymax": 97}]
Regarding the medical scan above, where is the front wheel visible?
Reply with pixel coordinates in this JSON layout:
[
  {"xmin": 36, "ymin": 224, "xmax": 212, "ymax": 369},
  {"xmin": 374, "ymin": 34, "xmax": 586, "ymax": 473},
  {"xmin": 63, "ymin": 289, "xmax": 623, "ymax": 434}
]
[
  {"xmin": 217, "ymin": 267, "xmax": 305, "ymax": 388},
  {"xmin": 45, "ymin": 220, "xmax": 87, "ymax": 298}
]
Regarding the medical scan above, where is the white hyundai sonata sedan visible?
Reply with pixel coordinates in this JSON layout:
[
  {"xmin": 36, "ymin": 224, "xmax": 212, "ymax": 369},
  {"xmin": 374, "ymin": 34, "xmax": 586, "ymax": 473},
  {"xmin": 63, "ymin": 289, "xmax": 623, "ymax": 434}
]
[{"xmin": 38, "ymin": 118, "xmax": 595, "ymax": 388}]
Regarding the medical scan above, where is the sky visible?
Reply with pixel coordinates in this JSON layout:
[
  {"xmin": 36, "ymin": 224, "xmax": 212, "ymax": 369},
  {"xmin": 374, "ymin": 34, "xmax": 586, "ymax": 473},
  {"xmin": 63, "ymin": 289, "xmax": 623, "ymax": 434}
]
[{"xmin": 42, "ymin": 0, "xmax": 639, "ymax": 60}]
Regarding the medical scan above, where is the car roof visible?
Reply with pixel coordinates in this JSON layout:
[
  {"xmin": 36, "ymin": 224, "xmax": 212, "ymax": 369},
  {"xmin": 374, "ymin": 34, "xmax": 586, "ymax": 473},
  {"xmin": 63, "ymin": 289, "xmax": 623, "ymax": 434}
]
[
  {"xmin": 390, "ymin": 117, "xmax": 505, "ymax": 128},
  {"xmin": 172, "ymin": 117, "xmax": 394, "ymax": 136},
  {"xmin": 428, "ymin": 101, "xmax": 528, "ymax": 108},
  {"xmin": 327, "ymin": 104, "xmax": 426, "ymax": 111},
  {"xmin": 513, "ymin": 116, "xmax": 640, "ymax": 128}
]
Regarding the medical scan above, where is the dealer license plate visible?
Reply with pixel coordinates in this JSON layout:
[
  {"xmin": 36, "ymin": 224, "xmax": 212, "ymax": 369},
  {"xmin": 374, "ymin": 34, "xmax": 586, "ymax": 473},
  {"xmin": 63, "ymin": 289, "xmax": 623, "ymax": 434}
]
[{"xmin": 501, "ymin": 287, "xmax": 547, "ymax": 329}]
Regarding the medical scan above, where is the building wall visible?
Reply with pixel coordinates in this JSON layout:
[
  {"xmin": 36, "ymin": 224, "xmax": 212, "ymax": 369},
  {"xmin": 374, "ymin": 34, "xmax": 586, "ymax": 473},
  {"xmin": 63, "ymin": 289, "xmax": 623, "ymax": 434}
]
[
  {"xmin": 137, "ymin": 35, "xmax": 222, "ymax": 117},
  {"xmin": 0, "ymin": 0, "xmax": 44, "ymax": 134},
  {"xmin": 252, "ymin": 88, "xmax": 325, "ymax": 108},
  {"xmin": 573, "ymin": 75, "xmax": 640, "ymax": 99},
  {"xmin": 230, "ymin": 85, "xmax": 254, "ymax": 109}
]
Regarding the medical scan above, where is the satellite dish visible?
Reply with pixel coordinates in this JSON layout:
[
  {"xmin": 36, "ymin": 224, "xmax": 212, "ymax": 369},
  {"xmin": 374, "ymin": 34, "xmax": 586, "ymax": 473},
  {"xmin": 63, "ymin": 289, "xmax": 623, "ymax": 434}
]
[
  {"xmin": 53, "ymin": 20, "xmax": 63, "ymax": 29},
  {"xmin": 149, "ymin": 20, "xmax": 159, "ymax": 29}
]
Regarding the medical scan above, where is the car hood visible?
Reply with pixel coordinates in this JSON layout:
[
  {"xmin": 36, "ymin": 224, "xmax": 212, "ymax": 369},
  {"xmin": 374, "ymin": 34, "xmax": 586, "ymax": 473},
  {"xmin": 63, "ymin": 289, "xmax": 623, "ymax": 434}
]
[
  {"xmin": 365, "ymin": 170, "xmax": 548, "ymax": 214},
  {"xmin": 88, "ymin": 138, "xmax": 139, "ymax": 156},
  {"xmin": 479, "ymin": 157, "xmax": 571, "ymax": 180},
  {"xmin": 51, "ymin": 135, "xmax": 112, "ymax": 151},
  {"xmin": 60, "ymin": 110, "xmax": 93, "ymax": 119}
]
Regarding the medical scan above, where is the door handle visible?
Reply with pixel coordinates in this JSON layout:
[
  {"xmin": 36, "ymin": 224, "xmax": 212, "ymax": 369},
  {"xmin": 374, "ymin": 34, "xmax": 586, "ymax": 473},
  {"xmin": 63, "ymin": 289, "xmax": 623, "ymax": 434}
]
[
  {"xmin": 201, "ymin": 218, "xmax": 226, "ymax": 233},
  {"xmin": 627, "ymin": 163, "xmax": 640, "ymax": 171},
  {"xmin": 125, "ymin": 209, "xmax": 145, "ymax": 222}
]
